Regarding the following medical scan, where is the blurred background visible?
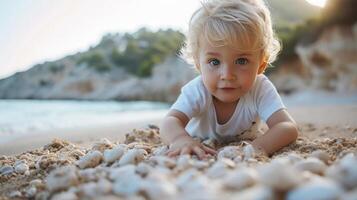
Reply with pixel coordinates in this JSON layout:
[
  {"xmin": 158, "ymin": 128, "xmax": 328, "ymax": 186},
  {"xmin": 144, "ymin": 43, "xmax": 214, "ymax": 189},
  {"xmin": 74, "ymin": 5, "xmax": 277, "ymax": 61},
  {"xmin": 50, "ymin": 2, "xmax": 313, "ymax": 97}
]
[{"xmin": 0, "ymin": 0, "xmax": 356, "ymax": 140}]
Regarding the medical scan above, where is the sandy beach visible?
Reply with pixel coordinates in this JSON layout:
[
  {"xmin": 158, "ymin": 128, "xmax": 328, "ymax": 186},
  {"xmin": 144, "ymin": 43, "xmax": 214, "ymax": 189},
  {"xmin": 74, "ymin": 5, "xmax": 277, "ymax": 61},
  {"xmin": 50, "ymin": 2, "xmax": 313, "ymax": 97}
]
[
  {"xmin": 0, "ymin": 103, "xmax": 356, "ymax": 199},
  {"xmin": 1, "ymin": 104, "xmax": 356, "ymax": 156}
]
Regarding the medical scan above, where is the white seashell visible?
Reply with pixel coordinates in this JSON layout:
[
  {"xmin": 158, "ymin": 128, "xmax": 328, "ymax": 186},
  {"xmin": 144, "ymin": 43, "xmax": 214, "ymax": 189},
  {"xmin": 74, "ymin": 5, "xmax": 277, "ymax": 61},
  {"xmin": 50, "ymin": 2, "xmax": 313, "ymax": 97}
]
[
  {"xmin": 225, "ymin": 185, "xmax": 274, "ymax": 200},
  {"xmin": 179, "ymin": 176, "xmax": 220, "ymax": 199},
  {"xmin": 223, "ymin": 167, "xmax": 259, "ymax": 190},
  {"xmin": 8, "ymin": 190, "xmax": 22, "ymax": 198},
  {"xmin": 92, "ymin": 138, "xmax": 113, "ymax": 152},
  {"xmin": 79, "ymin": 179, "xmax": 112, "ymax": 198},
  {"xmin": 326, "ymin": 153, "xmax": 357, "ymax": 189},
  {"xmin": 1, "ymin": 165, "xmax": 14, "ymax": 175},
  {"xmin": 136, "ymin": 162, "xmax": 153, "ymax": 177},
  {"xmin": 285, "ymin": 152, "xmax": 304, "ymax": 164},
  {"xmin": 25, "ymin": 186, "xmax": 37, "ymax": 198},
  {"xmin": 202, "ymin": 138, "xmax": 217, "ymax": 149},
  {"xmin": 259, "ymin": 158, "xmax": 303, "ymax": 191},
  {"xmin": 176, "ymin": 155, "xmax": 193, "ymax": 171},
  {"xmin": 29, "ymin": 179, "xmax": 43, "ymax": 188},
  {"xmin": 46, "ymin": 166, "xmax": 79, "ymax": 192},
  {"xmin": 217, "ymin": 146, "xmax": 241, "ymax": 160},
  {"xmin": 152, "ymin": 146, "xmax": 169, "ymax": 156},
  {"xmin": 113, "ymin": 173, "xmax": 142, "ymax": 197},
  {"xmin": 243, "ymin": 144, "xmax": 256, "ymax": 160},
  {"xmin": 310, "ymin": 150, "xmax": 330, "ymax": 164},
  {"xmin": 149, "ymin": 156, "xmax": 176, "ymax": 168},
  {"xmin": 103, "ymin": 146, "xmax": 125, "ymax": 164},
  {"xmin": 206, "ymin": 158, "xmax": 234, "ymax": 179},
  {"xmin": 118, "ymin": 149, "xmax": 147, "ymax": 166},
  {"xmin": 341, "ymin": 188, "xmax": 357, "ymax": 200},
  {"xmin": 140, "ymin": 179, "xmax": 177, "ymax": 200},
  {"xmin": 294, "ymin": 157, "xmax": 327, "ymax": 175},
  {"xmin": 109, "ymin": 164, "xmax": 137, "ymax": 181},
  {"xmin": 51, "ymin": 191, "xmax": 78, "ymax": 200},
  {"xmin": 192, "ymin": 160, "xmax": 210, "ymax": 170},
  {"xmin": 140, "ymin": 171, "xmax": 177, "ymax": 199},
  {"xmin": 287, "ymin": 179, "xmax": 343, "ymax": 200},
  {"xmin": 14, "ymin": 163, "xmax": 29, "ymax": 174},
  {"xmin": 176, "ymin": 168, "xmax": 200, "ymax": 188},
  {"xmin": 77, "ymin": 151, "xmax": 103, "ymax": 169},
  {"xmin": 78, "ymin": 168, "xmax": 107, "ymax": 182}
]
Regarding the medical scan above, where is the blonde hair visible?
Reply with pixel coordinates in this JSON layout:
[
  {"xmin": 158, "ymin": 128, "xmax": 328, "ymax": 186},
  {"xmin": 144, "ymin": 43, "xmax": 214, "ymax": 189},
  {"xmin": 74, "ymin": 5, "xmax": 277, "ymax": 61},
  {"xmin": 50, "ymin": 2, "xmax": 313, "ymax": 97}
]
[{"xmin": 182, "ymin": 0, "xmax": 281, "ymax": 65}]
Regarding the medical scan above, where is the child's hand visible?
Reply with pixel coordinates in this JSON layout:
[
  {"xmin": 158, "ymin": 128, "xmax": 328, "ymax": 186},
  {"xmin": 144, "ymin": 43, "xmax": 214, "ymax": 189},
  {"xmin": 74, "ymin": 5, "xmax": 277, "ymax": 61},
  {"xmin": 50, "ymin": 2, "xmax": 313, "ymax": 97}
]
[{"xmin": 166, "ymin": 135, "xmax": 216, "ymax": 159}]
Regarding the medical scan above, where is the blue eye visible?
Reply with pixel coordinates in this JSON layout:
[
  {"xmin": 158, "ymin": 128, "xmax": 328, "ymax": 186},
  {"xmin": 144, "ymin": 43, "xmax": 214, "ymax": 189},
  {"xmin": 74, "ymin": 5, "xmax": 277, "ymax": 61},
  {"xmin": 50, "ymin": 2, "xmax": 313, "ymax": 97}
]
[
  {"xmin": 236, "ymin": 58, "xmax": 248, "ymax": 65},
  {"xmin": 209, "ymin": 59, "xmax": 220, "ymax": 66}
]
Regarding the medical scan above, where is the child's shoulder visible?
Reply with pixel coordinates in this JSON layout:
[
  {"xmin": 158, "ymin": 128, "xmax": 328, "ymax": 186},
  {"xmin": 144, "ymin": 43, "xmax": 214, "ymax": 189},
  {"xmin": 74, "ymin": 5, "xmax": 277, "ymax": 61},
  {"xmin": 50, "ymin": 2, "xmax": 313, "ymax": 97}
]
[{"xmin": 182, "ymin": 75, "xmax": 205, "ymax": 90}]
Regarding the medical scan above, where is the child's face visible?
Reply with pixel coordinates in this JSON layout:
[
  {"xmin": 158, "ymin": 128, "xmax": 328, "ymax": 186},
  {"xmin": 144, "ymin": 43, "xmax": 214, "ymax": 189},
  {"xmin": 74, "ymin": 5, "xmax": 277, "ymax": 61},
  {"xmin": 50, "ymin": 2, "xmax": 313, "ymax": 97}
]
[{"xmin": 197, "ymin": 39, "xmax": 266, "ymax": 103}]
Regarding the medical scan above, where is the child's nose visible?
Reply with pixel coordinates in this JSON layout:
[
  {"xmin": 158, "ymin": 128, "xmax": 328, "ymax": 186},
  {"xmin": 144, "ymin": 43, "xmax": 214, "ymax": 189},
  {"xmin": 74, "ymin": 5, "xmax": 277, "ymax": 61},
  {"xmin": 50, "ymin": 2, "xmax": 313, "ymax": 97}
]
[{"xmin": 220, "ymin": 65, "xmax": 236, "ymax": 81}]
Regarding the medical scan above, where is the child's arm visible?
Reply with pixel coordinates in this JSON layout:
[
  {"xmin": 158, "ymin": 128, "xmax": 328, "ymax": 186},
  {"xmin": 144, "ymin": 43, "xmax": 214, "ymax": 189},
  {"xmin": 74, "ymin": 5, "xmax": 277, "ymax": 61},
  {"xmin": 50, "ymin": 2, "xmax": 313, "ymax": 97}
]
[
  {"xmin": 251, "ymin": 109, "xmax": 298, "ymax": 156},
  {"xmin": 160, "ymin": 109, "xmax": 216, "ymax": 159}
]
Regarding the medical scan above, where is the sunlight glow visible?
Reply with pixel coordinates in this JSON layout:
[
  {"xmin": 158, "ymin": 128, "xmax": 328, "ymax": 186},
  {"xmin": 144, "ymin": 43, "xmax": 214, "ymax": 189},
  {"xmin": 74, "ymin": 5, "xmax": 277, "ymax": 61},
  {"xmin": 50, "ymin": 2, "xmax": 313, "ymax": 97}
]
[{"xmin": 306, "ymin": 0, "xmax": 327, "ymax": 7}]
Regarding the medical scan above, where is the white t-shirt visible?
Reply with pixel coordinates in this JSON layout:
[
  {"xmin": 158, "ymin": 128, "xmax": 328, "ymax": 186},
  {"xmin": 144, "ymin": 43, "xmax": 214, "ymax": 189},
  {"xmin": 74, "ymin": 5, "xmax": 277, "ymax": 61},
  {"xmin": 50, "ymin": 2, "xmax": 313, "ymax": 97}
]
[{"xmin": 171, "ymin": 74, "xmax": 285, "ymax": 143}]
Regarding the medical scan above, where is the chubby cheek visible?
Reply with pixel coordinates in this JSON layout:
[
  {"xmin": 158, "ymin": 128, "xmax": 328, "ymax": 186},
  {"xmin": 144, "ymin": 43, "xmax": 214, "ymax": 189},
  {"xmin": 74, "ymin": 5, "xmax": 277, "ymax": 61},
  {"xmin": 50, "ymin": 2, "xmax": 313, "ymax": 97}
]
[{"xmin": 201, "ymin": 70, "xmax": 218, "ymax": 92}]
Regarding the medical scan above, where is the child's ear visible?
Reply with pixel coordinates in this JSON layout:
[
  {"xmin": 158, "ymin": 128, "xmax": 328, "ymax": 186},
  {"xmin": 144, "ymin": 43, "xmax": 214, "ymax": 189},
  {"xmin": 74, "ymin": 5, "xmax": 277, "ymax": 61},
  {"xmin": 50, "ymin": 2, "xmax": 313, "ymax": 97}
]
[
  {"xmin": 258, "ymin": 61, "xmax": 267, "ymax": 74},
  {"xmin": 257, "ymin": 54, "xmax": 268, "ymax": 74}
]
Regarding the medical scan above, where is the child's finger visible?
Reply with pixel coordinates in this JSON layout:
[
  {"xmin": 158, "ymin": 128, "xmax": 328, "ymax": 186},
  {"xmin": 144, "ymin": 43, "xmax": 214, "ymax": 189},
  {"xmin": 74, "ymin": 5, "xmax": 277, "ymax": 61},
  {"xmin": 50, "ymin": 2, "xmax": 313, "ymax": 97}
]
[
  {"xmin": 192, "ymin": 146, "xmax": 206, "ymax": 160},
  {"xmin": 202, "ymin": 145, "xmax": 217, "ymax": 155},
  {"xmin": 180, "ymin": 147, "xmax": 191, "ymax": 155},
  {"xmin": 167, "ymin": 149, "xmax": 180, "ymax": 157}
]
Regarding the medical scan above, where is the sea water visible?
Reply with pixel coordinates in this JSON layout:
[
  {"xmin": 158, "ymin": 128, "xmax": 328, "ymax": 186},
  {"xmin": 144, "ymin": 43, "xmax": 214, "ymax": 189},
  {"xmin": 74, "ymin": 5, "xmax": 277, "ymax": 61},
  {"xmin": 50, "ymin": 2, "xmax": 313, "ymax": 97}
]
[{"xmin": 0, "ymin": 100, "xmax": 169, "ymax": 143}]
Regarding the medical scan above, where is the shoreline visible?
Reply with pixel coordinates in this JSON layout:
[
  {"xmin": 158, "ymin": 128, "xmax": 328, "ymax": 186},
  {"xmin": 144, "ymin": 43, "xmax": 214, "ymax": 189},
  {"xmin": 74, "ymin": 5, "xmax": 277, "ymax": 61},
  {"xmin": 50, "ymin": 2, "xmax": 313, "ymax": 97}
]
[{"xmin": 0, "ymin": 104, "xmax": 356, "ymax": 156}]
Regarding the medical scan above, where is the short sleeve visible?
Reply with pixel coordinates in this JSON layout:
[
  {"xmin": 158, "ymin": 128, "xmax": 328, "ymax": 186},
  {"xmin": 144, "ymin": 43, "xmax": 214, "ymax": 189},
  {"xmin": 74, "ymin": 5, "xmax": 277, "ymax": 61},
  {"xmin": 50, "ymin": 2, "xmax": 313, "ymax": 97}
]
[
  {"xmin": 254, "ymin": 75, "xmax": 286, "ymax": 122},
  {"xmin": 170, "ymin": 76, "xmax": 206, "ymax": 119}
]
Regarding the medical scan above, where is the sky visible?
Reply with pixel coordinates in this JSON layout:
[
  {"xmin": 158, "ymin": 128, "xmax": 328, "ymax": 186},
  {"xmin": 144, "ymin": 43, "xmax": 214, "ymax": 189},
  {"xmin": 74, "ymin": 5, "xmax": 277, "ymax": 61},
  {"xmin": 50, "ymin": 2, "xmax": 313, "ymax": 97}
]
[
  {"xmin": 0, "ymin": 0, "xmax": 325, "ymax": 79},
  {"xmin": 0, "ymin": 0, "xmax": 201, "ymax": 79}
]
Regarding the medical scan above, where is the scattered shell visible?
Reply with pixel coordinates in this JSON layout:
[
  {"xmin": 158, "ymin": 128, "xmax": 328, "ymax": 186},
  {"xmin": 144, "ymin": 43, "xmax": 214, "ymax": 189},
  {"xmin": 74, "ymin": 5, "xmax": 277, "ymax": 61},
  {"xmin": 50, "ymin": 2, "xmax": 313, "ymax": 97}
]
[
  {"xmin": 135, "ymin": 162, "xmax": 153, "ymax": 177},
  {"xmin": 217, "ymin": 146, "xmax": 241, "ymax": 160},
  {"xmin": 51, "ymin": 191, "xmax": 78, "ymax": 200},
  {"xmin": 259, "ymin": 158, "xmax": 303, "ymax": 191},
  {"xmin": 0, "ymin": 165, "xmax": 14, "ymax": 175},
  {"xmin": 206, "ymin": 158, "xmax": 235, "ymax": 178},
  {"xmin": 46, "ymin": 166, "xmax": 79, "ymax": 192},
  {"xmin": 225, "ymin": 185, "xmax": 274, "ymax": 200},
  {"xmin": 77, "ymin": 151, "xmax": 103, "ymax": 169},
  {"xmin": 92, "ymin": 138, "xmax": 113, "ymax": 152},
  {"xmin": 25, "ymin": 186, "xmax": 37, "ymax": 198},
  {"xmin": 223, "ymin": 167, "xmax": 259, "ymax": 190},
  {"xmin": 118, "ymin": 149, "xmax": 147, "ymax": 166},
  {"xmin": 79, "ymin": 179, "xmax": 112, "ymax": 198},
  {"xmin": 149, "ymin": 156, "xmax": 176, "ymax": 168},
  {"xmin": 176, "ymin": 155, "xmax": 193, "ymax": 171},
  {"xmin": 14, "ymin": 163, "xmax": 29, "ymax": 174},
  {"xmin": 112, "ymin": 173, "xmax": 142, "ymax": 197},
  {"xmin": 294, "ymin": 157, "xmax": 327, "ymax": 175},
  {"xmin": 326, "ymin": 153, "xmax": 357, "ymax": 189},
  {"xmin": 202, "ymin": 138, "xmax": 217, "ymax": 149},
  {"xmin": 287, "ymin": 179, "xmax": 343, "ymax": 200},
  {"xmin": 243, "ymin": 144, "xmax": 256, "ymax": 160},
  {"xmin": 103, "ymin": 146, "xmax": 125, "ymax": 164},
  {"xmin": 152, "ymin": 146, "xmax": 169, "ymax": 156},
  {"xmin": 8, "ymin": 190, "xmax": 22, "ymax": 198},
  {"xmin": 310, "ymin": 150, "xmax": 330, "ymax": 164}
]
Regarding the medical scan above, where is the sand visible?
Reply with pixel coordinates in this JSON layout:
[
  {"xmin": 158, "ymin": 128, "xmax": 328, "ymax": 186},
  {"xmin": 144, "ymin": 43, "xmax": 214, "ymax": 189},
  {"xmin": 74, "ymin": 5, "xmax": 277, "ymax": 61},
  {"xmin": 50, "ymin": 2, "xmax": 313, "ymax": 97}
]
[{"xmin": 0, "ymin": 104, "xmax": 356, "ymax": 199}]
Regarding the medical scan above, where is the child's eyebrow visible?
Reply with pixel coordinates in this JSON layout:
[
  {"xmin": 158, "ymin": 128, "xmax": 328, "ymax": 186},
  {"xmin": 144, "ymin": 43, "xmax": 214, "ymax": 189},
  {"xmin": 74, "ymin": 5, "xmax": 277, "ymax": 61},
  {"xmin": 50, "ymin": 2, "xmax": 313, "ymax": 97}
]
[{"xmin": 206, "ymin": 52, "xmax": 221, "ymax": 56}]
